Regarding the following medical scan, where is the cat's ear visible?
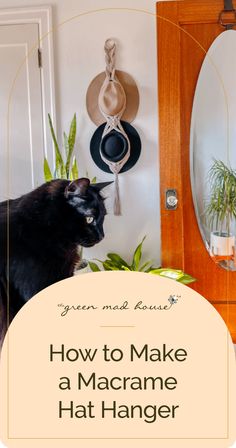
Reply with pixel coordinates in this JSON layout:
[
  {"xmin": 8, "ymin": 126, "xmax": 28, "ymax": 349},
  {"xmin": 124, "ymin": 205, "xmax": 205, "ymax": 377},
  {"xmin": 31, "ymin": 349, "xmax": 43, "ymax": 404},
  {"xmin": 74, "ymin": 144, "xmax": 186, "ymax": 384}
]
[
  {"xmin": 92, "ymin": 181, "xmax": 113, "ymax": 192},
  {"xmin": 65, "ymin": 178, "xmax": 90, "ymax": 198}
]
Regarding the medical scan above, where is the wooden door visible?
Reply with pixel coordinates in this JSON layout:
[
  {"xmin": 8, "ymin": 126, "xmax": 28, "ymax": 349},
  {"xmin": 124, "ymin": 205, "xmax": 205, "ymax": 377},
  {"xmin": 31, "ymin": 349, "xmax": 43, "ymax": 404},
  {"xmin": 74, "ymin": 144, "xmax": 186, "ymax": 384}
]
[
  {"xmin": 0, "ymin": 23, "xmax": 44, "ymax": 201},
  {"xmin": 157, "ymin": 0, "xmax": 236, "ymax": 341}
]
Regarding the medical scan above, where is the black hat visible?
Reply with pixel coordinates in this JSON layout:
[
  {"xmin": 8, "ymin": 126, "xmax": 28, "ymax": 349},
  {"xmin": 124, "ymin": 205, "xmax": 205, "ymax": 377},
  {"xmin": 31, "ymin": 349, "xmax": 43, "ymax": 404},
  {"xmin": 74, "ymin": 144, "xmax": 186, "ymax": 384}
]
[{"xmin": 90, "ymin": 120, "xmax": 141, "ymax": 174}]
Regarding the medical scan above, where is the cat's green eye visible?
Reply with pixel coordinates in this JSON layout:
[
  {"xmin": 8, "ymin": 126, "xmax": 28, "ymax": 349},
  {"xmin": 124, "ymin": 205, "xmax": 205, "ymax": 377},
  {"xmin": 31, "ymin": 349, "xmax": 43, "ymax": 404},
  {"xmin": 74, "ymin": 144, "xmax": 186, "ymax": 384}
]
[{"xmin": 86, "ymin": 216, "xmax": 94, "ymax": 224}]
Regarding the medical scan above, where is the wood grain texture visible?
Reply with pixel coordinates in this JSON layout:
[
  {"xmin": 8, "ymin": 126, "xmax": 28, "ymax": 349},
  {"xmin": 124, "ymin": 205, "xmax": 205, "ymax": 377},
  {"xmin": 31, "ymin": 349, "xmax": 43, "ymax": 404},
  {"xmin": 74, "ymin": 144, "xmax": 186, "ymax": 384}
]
[
  {"xmin": 157, "ymin": 4, "xmax": 184, "ymax": 268},
  {"xmin": 157, "ymin": 0, "xmax": 236, "ymax": 342},
  {"xmin": 213, "ymin": 303, "xmax": 236, "ymax": 343},
  {"xmin": 158, "ymin": 0, "xmax": 236, "ymax": 24}
]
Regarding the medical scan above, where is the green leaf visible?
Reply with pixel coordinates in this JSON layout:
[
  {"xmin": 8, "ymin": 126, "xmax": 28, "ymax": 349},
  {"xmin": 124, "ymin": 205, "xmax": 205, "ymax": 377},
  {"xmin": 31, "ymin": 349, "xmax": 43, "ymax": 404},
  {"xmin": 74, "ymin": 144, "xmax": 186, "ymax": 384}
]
[
  {"xmin": 63, "ymin": 132, "xmax": 69, "ymax": 158},
  {"xmin": 48, "ymin": 114, "xmax": 63, "ymax": 166},
  {"xmin": 57, "ymin": 157, "xmax": 67, "ymax": 179},
  {"xmin": 66, "ymin": 114, "xmax": 77, "ymax": 177},
  {"xmin": 131, "ymin": 236, "xmax": 146, "ymax": 271},
  {"xmin": 68, "ymin": 113, "xmax": 77, "ymax": 150},
  {"xmin": 88, "ymin": 262, "xmax": 101, "ymax": 272},
  {"xmin": 107, "ymin": 253, "xmax": 130, "ymax": 269},
  {"xmin": 149, "ymin": 268, "xmax": 196, "ymax": 284},
  {"xmin": 48, "ymin": 113, "xmax": 66, "ymax": 179},
  {"xmin": 55, "ymin": 152, "xmax": 61, "ymax": 178},
  {"xmin": 149, "ymin": 268, "xmax": 184, "ymax": 280},
  {"xmin": 139, "ymin": 261, "xmax": 153, "ymax": 272},
  {"xmin": 178, "ymin": 274, "xmax": 196, "ymax": 284},
  {"xmin": 71, "ymin": 156, "xmax": 79, "ymax": 180},
  {"xmin": 102, "ymin": 261, "xmax": 120, "ymax": 271},
  {"xmin": 43, "ymin": 157, "xmax": 53, "ymax": 182}
]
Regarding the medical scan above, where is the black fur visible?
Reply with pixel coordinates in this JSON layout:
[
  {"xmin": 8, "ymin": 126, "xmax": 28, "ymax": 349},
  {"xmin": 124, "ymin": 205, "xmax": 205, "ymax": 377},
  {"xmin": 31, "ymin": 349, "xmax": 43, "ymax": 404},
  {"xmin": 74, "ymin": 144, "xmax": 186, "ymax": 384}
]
[{"xmin": 0, "ymin": 178, "xmax": 109, "ymax": 345}]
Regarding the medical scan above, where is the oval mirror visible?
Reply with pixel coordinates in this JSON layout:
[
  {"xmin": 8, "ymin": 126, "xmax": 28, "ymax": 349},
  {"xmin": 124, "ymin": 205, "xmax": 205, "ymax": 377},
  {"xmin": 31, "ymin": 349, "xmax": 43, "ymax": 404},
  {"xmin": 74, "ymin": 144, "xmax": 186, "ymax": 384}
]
[{"xmin": 190, "ymin": 30, "xmax": 236, "ymax": 272}]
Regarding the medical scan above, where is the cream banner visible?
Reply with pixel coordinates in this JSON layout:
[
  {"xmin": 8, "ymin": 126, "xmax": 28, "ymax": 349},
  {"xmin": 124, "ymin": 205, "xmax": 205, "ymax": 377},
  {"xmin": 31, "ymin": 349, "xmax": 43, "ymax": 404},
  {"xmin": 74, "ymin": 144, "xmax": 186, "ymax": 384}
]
[{"xmin": 0, "ymin": 271, "xmax": 235, "ymax": 447}]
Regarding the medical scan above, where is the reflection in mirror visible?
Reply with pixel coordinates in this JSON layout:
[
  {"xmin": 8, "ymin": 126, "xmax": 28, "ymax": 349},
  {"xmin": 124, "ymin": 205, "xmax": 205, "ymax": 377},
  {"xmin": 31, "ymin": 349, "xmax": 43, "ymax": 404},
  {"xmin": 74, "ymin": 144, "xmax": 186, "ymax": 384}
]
[{"xmin": 190, "ymin": 30, "xmax": 236, "ymax": 271}]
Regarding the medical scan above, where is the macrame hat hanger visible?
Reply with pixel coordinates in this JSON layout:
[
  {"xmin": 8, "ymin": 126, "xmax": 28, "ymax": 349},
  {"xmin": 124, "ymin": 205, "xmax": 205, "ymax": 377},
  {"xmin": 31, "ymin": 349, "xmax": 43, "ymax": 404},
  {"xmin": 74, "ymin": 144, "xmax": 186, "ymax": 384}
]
[
  {"xmin": 86, "ymin": 43, "xmax": 139, "ymax": 126},
  {"xmin": 87, "ymin": 39, "xmax": 141, "ymax": 216}
]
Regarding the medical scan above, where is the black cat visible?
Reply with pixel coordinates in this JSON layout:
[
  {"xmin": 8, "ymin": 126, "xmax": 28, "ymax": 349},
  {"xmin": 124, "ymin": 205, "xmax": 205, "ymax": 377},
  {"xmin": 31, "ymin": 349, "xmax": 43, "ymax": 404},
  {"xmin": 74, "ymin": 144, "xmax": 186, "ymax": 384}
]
[{"xmin": 0, "ymin": 178, "xmax": 111, "ymax": 345}]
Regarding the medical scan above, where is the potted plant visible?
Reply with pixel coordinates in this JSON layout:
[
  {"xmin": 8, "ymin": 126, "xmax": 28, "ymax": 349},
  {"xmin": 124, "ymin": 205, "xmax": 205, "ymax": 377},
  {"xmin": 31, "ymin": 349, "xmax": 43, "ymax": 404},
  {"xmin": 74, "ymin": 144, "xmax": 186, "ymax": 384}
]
[
  {"xmin": 89, "ymin": 236, "xmax": 196, "ymax": 285},
  {"xmin": 205, "ymin": 160, "xmax": 236, "ymax": 258},
  {"xmin": 44, "ymin": 113, "xmax": 96, "ymax": 273}
]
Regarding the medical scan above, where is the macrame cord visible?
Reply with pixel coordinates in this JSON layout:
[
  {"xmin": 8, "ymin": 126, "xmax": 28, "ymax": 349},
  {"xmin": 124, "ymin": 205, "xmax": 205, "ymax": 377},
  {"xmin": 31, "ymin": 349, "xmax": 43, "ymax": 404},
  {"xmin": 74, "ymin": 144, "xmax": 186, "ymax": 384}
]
[{"xmin": 98, "ymin": 39, "xmax": 131, "ymax": 215}]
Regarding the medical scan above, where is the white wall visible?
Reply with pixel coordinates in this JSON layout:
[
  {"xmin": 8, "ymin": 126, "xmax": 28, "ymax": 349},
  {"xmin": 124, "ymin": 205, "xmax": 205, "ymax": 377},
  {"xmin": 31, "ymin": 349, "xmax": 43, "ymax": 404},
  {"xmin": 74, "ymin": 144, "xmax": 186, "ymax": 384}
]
[{"xmin": 0, "ymin": 0, "xmax": 161, "ymax": 267}]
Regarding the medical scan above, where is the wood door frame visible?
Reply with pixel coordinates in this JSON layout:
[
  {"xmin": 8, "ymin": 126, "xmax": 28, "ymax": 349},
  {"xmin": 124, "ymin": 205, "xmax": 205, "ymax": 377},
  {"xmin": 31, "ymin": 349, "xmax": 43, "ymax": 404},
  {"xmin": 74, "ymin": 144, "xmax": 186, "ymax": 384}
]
[
  {"xmin": 157, "ymin": 0, "xmax": 236, "ymax": 270},
  {"xmin": 156, "ymin": 0, "xmax": 236, "ymax": 340},
  {"xmin": 157, "ymin": 1, "xmax": 184, "ymax": 269},
  {"xmin": 0, "ymin": 6, "xmax": 56, "ymax": 168}
]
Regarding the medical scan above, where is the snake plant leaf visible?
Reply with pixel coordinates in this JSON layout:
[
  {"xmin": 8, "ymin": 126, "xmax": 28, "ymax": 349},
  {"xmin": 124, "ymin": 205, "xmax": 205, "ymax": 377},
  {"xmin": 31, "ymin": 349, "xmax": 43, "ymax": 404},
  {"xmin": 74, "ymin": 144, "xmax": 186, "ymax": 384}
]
[
  {"xmin": 58, "ymin": 157, "xmax": 67, "ymax": 179},
  {"xmin": 48, "ymin": 113, "xmax": 63, "ymax": 166},
  {"xmin": 88, "ymin": 262, "xmax": 101, "ymax": 272},
  {"xmin": 71, "ymin": 156, "xmax": 79, "ymax": 180},
  {"xmin": 63, "ymin": 132, "xmax": 69, "ymax": 158},
  {"xmin": 131, "ymin": 236, "xmax": 146, "ymax": 271},
  {"xmin": 48, "ymin": 113, "xmax": 66, "ymax": 179},
  {"xmin": 55, "ymin": 154, "xmax": 61, "ymax": 178},
  {"xmin": 66, "ymin": 113, "xmax": 76, "ymax": 177},
  {"xmin": 43, "ymin": 157, "xmax": 53, "ymax": 182},
  {"xmin": 107, "ymin": 253, "xmax": 130, "ymax": 269},
  {"xmin": 68, "ymin": 113, "xmax": 76, "ymax": 149}
]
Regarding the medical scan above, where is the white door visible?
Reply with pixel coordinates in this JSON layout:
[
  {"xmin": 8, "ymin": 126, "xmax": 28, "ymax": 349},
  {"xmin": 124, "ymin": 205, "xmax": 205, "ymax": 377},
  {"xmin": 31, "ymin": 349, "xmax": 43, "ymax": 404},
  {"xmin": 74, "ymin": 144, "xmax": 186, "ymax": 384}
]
[{"xmin": 0, "ymin": 23, "xmax": 44, "ymax": 201}]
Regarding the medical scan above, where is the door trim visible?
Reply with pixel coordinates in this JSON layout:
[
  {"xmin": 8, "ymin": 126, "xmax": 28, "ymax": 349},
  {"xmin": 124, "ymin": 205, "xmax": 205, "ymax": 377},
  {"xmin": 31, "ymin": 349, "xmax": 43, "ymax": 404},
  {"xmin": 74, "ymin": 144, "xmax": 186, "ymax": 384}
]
[
  {"xmin": 0, "ymin": 6, "xmax": 56, "ymax": 167},
  {"xmin": 157, "ymin": 3, "xmax": 184, "ymax": 269}
]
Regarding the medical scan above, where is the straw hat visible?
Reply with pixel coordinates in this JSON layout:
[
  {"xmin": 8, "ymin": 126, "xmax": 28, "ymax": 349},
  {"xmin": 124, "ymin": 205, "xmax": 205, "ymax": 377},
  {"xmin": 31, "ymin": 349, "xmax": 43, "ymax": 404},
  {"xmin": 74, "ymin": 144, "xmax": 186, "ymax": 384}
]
[{"xmin": 86, "ymin": 70, "xmax": 139, "ymax": 125}]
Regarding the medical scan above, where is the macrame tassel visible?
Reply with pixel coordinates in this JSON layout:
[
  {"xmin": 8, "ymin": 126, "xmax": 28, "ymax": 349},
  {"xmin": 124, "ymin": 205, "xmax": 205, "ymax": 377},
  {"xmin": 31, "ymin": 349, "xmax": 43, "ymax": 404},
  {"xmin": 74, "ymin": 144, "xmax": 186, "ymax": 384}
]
[{"xmin": 113, "ymin": 173, "xmax": 121, "ymax": 216}]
